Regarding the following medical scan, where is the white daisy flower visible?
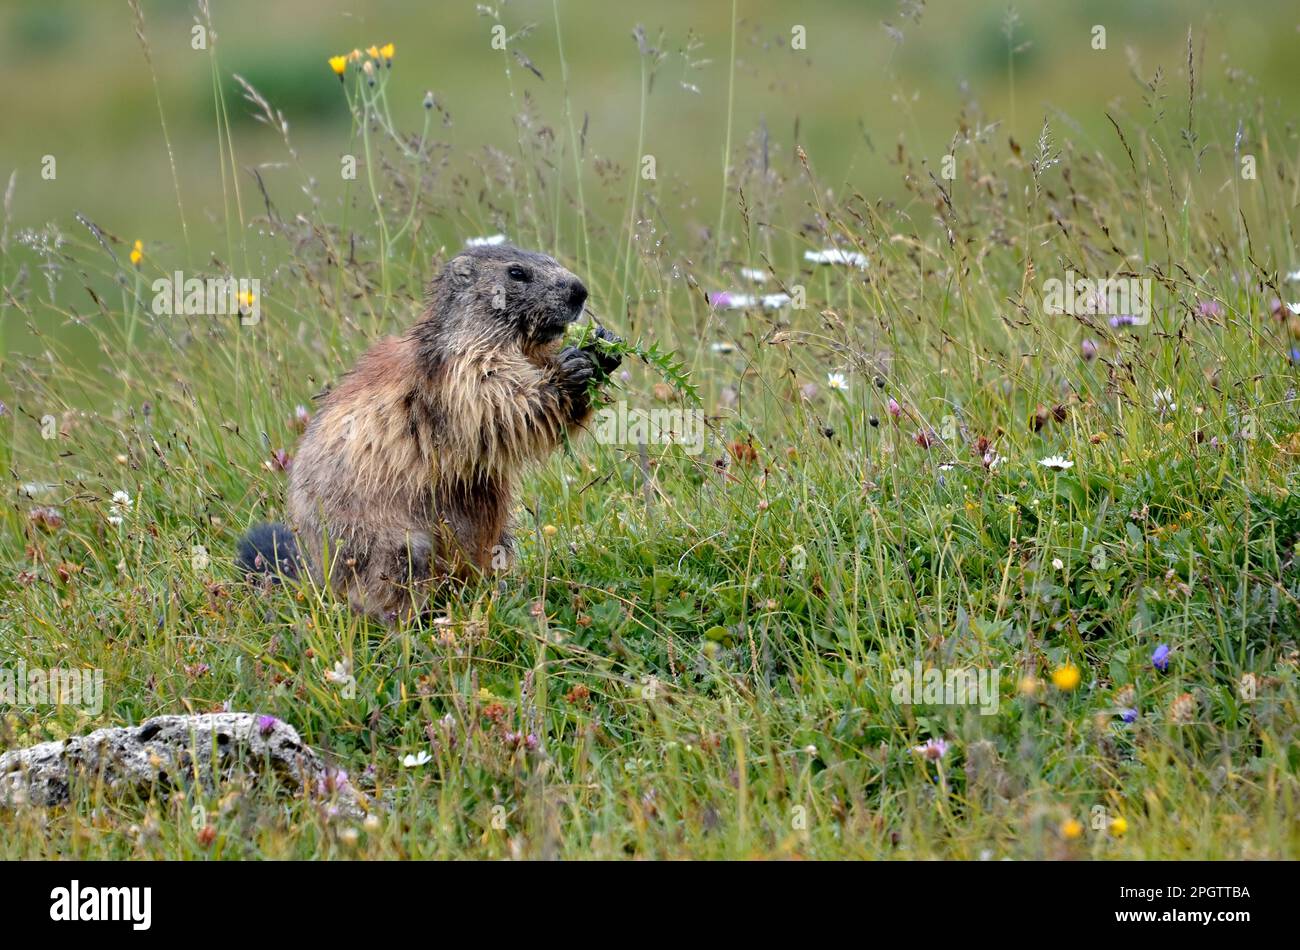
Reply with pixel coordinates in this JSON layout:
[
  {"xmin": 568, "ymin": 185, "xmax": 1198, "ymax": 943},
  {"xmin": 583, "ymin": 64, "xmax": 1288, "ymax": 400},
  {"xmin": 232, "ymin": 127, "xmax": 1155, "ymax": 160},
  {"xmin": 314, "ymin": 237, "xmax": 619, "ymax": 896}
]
[
  {"xmin": 401, "ymin": 751, "xmax": 432, "ymax": 768},
  {"xmin": 1038, "ymin": 455, "xmax": 1074, "ymax": 471},
  {"xmin": 465, "ymin": 234, "xmax": 506, "ymax": 247},
  {"xmin": 804, "ymin": 248, "xmax": 869, "ymax": 269},
  {"xmin": 826, "ymin": 372, "xmax": 849, "ymax": 391}
]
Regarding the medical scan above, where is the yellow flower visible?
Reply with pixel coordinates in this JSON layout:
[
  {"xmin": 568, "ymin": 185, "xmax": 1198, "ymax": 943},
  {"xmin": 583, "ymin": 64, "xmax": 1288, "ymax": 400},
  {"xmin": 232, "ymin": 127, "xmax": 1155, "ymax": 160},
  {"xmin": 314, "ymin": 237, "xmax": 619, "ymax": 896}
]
[
  {"xmin": 542, "ymin": 524, "xmax": 558, "ymax": 538},
  {"xmin": 366, "ymin": 45, "xmax": 381, "ymax": 59},
  {"xmin": 1051, "ymin": 663, "xmax": 1081, "ymax": 691},
  {"xmin": 236, "ymin": 289, "xmax": 256, "ymax": 313},
  {"xmin": 348, "ymin": 48, "xmax": 362, "ymax": 62},
  {"xmin": 1061, "ymin": 818, "xmax": 1084, "ymax": 840},
  {"xmin": 329, "ymin": 55, "xmax": 347, "ymax": 78},
  {"xmin": 380, "ymin": 42, "xmax": 395, "ymax": 63},
  {"xmin": 1109, "ymin": 816, "xmax": 1129, "ymax": 836},
  {"xmin": 129, "ymin": 239, "xmax": 143, "ymax": 267},
  {"xmin": 1017, "ymin": 675, "xmax": 1041, "ymax": 697}
]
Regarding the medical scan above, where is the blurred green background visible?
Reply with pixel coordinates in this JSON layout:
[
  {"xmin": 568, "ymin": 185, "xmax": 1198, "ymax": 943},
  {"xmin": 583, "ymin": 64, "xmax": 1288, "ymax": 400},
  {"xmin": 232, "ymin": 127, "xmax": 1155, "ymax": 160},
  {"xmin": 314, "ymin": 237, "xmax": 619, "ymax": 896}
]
[
  {"xmin": 0, "ymin": 0, "xmax": 1294, "ymax": 382},
  {"xmin": 0, "ymin": 0, "xmax": 1296, "ymax": 346}
]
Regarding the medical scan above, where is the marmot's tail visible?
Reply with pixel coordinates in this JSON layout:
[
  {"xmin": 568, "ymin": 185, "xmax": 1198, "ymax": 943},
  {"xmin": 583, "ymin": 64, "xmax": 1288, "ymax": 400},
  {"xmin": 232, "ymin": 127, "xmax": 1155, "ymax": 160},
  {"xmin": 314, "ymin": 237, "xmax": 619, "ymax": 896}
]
[{"xmin": 236, "ymin": 522, "xmax": 300, "ymax": 579}]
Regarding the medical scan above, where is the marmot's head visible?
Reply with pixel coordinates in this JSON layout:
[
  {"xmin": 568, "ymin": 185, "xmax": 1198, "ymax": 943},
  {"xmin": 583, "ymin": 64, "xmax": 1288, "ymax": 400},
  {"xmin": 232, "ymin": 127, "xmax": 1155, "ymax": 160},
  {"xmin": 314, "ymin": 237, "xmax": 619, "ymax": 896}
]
[{"xmin": 423, "ymin": 243, "xmax": 588, "ymax": 353}]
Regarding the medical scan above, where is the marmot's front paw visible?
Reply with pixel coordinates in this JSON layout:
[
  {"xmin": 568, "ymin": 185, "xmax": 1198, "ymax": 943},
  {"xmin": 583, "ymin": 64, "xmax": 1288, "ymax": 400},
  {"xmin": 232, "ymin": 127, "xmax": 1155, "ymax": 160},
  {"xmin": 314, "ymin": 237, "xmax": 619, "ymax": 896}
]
[
  {"xmin": 582, "ymin": 326, "xmax": 623, "ymax": 378},
  {"xmin": 557, "ymin": 346, "xmax": 597, "ymax": 401}
]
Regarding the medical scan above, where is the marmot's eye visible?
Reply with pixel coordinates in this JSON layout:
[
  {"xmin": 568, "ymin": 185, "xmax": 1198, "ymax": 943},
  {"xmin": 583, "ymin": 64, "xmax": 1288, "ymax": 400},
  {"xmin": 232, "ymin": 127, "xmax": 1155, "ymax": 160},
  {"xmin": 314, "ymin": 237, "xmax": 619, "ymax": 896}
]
[{"xmin": 506, "ymin": 265, "xmax": 531, "ymax": 282}]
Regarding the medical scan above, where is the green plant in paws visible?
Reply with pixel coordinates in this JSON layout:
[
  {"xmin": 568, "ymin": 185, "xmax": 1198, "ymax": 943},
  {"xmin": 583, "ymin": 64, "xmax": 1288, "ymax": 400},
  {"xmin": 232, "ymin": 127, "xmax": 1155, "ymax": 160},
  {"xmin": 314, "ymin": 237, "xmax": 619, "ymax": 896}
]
[{"xmin": 566, "ymin": 322, "xmax": 702, "ymax": 408}]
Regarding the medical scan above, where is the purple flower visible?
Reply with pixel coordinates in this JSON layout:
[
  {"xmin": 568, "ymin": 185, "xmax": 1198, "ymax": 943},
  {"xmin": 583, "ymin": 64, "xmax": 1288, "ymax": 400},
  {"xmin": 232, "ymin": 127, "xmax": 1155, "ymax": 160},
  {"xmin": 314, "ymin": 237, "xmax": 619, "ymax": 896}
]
[
  {"xmin": 257, "ymin": 714, "xmax": 279, "ymax": 736},
  {"xmin": 1290, "ymin": 348, "xmax": 1300, "ymax": 365},
  {"xmin": 1080, "ymin": 339, "xmax": 1098, "ymax": 361},
  {"xmin": 1109, "ymin": 314, "xmax": 1139, "ymax": 328},
  {"xmin": 709, "ymin": 291, "xmax": 732, "ymax": 309},
  {"xmin": 316, "ymin": 767, "xmax": 350, "ymax": 796},
  {"xmin": 1195, "ymin": 298, "xmax": 1223, "ymax": 319},
  {"xmin": 913, "ymin": 737, "xmax": 949, "ymax": 761},
  {"xmin": 1152, "ymin": 643, "xmax": 1170, "ymax": 672},
  {"xmin": 1121, "ymin": 708, "xmax": 1138, "ymax": 723}
]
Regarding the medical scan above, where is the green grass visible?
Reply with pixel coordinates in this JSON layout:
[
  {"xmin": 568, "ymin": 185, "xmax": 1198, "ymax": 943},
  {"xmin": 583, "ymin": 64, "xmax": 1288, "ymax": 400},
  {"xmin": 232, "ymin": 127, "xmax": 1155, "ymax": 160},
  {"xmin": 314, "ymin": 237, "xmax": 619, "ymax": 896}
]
[{"xmin": 1, "ymin": 3, "xmax": 1298, "ymax": 860}]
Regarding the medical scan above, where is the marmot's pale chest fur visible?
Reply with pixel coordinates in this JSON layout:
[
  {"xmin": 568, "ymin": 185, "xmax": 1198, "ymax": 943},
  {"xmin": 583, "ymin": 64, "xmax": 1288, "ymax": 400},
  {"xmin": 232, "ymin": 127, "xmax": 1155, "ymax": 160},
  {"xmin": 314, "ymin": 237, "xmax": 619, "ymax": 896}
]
[{"xmin": 238, "ymin": 244, "xmax": 619, "ymax": 621}]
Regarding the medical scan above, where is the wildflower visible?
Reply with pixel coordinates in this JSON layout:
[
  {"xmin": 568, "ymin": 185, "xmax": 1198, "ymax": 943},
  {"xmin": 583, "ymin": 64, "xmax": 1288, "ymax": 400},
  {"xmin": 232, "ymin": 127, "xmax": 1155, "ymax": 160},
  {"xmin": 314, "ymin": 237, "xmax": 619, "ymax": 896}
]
[
  {"xmin": 325, "ymin": 659, "xmax": 356, "ymax": 693},
  {"xmin": 804, "ymin": 248, "xmax": 868, "ymax": 269},
  {"xmin": 347, "ymin": 48, "xmax": 363, "ymax": 62},
  {"xmin": 912, "ymin": 737, "xmax": 949, "ymax": 761},
  {"xmin": 257, "ymin": 714, "xmax": 279, "ymax": 736},
  {"xmin": 423, "ymin": 90, "xmax": 434, "ymax": 110},
  {"xmin": 362, "ymin": 60, "xmax": 376, "ymax": 85},
  {"xmin": 363, "ymin": 814, "xmax": 381, "ymax": 832},
  {"xmin": 1038, "ymin": 454, "xmax": 1073, "ymax": 471},
  {"xmin": 542, "ymin": 524, "xmax": 558, "ymax": 538},
  {"xmin": 887, "ymin": 397, "xmax": 902, "ymax": 418},
  {"xmin": 1080, "ymin": 338, "xmax": 1098, "ymax": 361},
  {"xmin": 236, "ymin": 288, "xmax": 256, "ymax": 315},
  {"xmin": 800, "ymin": 382, "xmax": 820, "ymax": 401},
  {"xmin": 709, "ymin": 291, "xmax": 788, "ymax": 310},
  {"xmin": 1151, "ymin": 643, "xmax": 1170, "ymax": 672},
  {"xmin": 329, "ymin": 55, "xmax": 347, "ymax": 79},
  {"xmin": 317, "ymin": 766, "xmax": 351, "ymax": 796},
  {"xmin": 380, "ymin": 43, "xmax": 394, "ymax": 65},
  {"xmin": 1169, "ymin": 691, "xmax": 1196, "ymax": 724},
  {"xmin": 739, "ymin": 266, "xmax": 768, "ymax": 283},
  {"xmin": 266, "ymin": 448, "xmax": 292, "ymax": 473},
  {"xmin": 1051, "ymin": 557, "xmax": 1064, "ymax": 571},
  {"xmin": 466, "ymin": 234, "xmax": 506, "ymax": 247},
  {"xmin": 1152, "ymin": 389, "xmax": 1177, "ymax": 415},
  {"xmin": 1109, "ymin": 314, "xmax": 1139, "ymax": 327},
  {"xmin": 1195, "ymin": 298, "xmax": 1223, "ymax": 319},
  {"xmin": 1120, "ymin": 708, "xmax": 1139, "ymax": 723},
  {"xmin": 294, "ymin": 404, "xmax": 311, "ymax": 430},
  {"xmin": 108, "ymin": 489, "xmax": 133, "ymax": 526},
  {"xmin": 826, "ymin": 372, "xmax": 849, "ymax": 392},
  {"xmin": 1109, "ymin": 816, "xmax": 1129, "ymax": 836},
  {"xmin": 914, "ymin": 429, "xmax": 936, "ymax": 448},
  {"xmin": 1017, "ymin": 675, "xmax": 1041, "ymax": 697},
  {"xmin": 1061, "ymin": 818, "xmax": 1084, "ymax": 840},
  {"xmin": 29, "ymin": 507, "xmax": 63, "ymax": 531},
  {"xmin": 129, "ymin": 239, "xmax": 143, "ymax": 267},
  {"xmin": 1051, "ymin": 663, "xmax": 1081, "ymax": 691},
  {"xmin": 402, "ymin": 750, "xmax": 432, "ymax": 768},
  {"xmin": 366, "ymin": 45, "xmax": 381, "ymax": 59}
]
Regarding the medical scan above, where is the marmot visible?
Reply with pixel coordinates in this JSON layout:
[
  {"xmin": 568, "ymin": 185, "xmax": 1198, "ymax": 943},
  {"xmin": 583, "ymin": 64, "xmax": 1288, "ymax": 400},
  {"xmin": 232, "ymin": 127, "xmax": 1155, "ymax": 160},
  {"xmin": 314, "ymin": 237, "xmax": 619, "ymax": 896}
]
[{"xmin": 237, "ymin": 243, "xmax": 620, "ymax": 621}]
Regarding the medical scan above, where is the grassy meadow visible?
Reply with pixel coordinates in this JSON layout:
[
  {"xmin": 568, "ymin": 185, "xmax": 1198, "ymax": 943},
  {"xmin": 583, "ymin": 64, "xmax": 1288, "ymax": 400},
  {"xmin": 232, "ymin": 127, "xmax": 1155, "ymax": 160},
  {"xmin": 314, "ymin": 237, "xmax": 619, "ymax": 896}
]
[{"xmin": 1, "ymin": 0, "xmax": 1299, "ymax": 859}]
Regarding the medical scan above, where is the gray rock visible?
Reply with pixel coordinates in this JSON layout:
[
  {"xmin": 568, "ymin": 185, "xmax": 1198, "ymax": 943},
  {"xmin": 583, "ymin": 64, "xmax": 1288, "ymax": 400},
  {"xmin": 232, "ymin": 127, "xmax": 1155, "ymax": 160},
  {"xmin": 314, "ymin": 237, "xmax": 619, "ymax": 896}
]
[{"xmin": 0, "ymin": 712, "xmax": 364, "ymax": 818}]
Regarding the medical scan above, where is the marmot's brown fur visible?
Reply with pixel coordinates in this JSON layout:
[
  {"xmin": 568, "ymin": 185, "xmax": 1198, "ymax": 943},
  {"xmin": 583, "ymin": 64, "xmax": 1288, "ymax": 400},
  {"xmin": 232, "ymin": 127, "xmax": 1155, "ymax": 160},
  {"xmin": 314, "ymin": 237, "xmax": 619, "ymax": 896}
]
[{"xmin": 237, "ymin": 244, "xmax": 620, "ymax": 621}]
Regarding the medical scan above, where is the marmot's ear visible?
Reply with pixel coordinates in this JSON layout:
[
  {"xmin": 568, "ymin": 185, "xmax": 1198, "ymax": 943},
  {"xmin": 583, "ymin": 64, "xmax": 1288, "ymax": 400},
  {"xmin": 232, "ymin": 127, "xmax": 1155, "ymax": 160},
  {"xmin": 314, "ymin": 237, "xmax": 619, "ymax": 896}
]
[{"xmin": 449, "ymin": 256, "xmax": 474, "ymax": 286}]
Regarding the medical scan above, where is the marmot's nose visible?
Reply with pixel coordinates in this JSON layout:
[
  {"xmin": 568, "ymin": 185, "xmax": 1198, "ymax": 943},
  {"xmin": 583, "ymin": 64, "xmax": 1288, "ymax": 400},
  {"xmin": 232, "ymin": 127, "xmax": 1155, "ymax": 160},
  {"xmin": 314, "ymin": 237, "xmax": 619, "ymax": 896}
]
[{"xmin": 566, "ymin": 278, "xmax": 588, "ymax": 313}]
